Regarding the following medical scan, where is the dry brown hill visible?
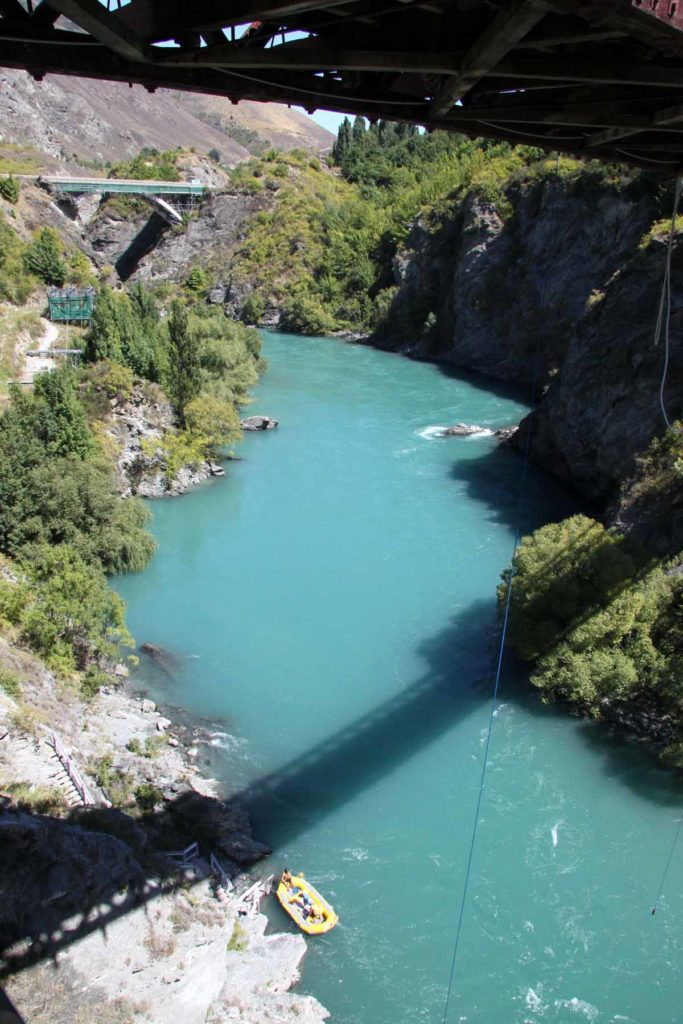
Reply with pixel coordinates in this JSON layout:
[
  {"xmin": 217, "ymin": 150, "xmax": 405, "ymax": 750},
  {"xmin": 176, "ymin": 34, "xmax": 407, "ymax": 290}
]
[{"xmin": 0, "ymin": 69, "xmax": 332, "ymax": 171}]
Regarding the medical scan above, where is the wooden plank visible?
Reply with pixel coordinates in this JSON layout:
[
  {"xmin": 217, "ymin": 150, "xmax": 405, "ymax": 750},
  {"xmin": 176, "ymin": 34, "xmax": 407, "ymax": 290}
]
[
  {"xmin": 430, "ymin": 0, "xmax": 550, "ymax": 117},
  {"xmin": 492, "ymin": 53, "xmax": 683, "ymax": 89},
  {"xmin": 45, "ymin": 0, "xmax": 150, "ymax": 60},
  {"xmin": 159, "ymin": 42, "xmax": 460, "ymax": 74}
]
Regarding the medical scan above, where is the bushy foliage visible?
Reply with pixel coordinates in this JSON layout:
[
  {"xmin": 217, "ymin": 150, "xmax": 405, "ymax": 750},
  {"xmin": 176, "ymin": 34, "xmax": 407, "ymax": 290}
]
[
  {"xmin": 109, "ymin": 147, "xmax": 181, "ymax": 182},
  {"xmin": 503, "ymin": 514, "xmax": 683, "ymax": 762},
  {"xmin": 0, "ymin": 369, "xmax": 154, "ymax": 569},
  {"xmin": 23, "ymin": 227, "xmax": 67, "ymax": 286},
  {"xmin": 0, "ymin": 174, "xmax": 20, "ymax": 204},
  {"xmin": 164, "ymin": 300, "xmax": 201, "ymax": 426},
  {"xmin": 241, "ymin": 292, "xmax": 265, "ymax": 325},
  {"xmin": 2, "ymin": 543, "xmax": 132, "ymax": 674},
  {"xmin": 85, "ymin": 285, "xmax": 164, "ymax": 380},
  {"xmin": 0, "ymin": 212, "xmax": 37, "ymax": 304},
  {"xmin": 232, "ymin": 128, "xmax": 553, "ymax": 334}
]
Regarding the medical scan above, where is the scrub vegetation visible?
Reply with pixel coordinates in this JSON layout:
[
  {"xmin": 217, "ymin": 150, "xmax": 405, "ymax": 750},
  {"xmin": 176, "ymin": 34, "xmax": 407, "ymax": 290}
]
[
  {"xmin": 0, "ymin": 211, "xmax": 264, "ymax": 698},
  {"xmin": 503, "ymin": 432, "xmax": 683, "ymax": 764},
  {"xmin": 231, "ymin": 118, "xmax": 653, "ymax": 336}
]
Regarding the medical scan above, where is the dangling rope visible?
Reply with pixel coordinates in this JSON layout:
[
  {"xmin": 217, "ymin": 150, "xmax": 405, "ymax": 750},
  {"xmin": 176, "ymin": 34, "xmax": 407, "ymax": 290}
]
[
  {"xmin": 651, "ymin": 814, "xmax": 683, "ymax": 916},
  {"xmin": 654, "ymin": 176, "xmax": 682, "ymax": 434},
  {"xmin": 441, "ymin": 156, "xmax": 559, "ymax": 1024}
]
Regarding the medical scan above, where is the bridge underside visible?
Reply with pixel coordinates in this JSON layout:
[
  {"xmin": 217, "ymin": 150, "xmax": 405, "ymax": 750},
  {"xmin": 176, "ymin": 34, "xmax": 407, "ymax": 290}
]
[{"xmin": 1, "ymin": 0, "xmax": 683, "ymax": 170}]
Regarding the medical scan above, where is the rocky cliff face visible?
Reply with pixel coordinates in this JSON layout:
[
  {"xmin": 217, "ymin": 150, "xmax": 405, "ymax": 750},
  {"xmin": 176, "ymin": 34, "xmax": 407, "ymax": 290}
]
[{"xmin": 373, "ymin": 170, "xmax": 681, "ymax": 507}]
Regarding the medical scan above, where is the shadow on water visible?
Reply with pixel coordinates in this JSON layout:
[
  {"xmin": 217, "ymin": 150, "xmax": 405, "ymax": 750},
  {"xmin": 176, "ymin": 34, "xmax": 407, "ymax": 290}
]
[
  {"xmin": 433, "ymin": 358, "xmax": 537, "ymax": 408},
  {"xmin": 0, "ymin": 598, "xmax": 493, "ymax": 980},
  {"xmin": 1, "ymin": 581, "xmax": 680, "ymax": 988},
  {"xmin": 240, "ymin": 600, "xmax": 494, "ymax": 848},
  {"xmin": 448, "ymin": 445, "xmax": 584, "ymax": 534}
]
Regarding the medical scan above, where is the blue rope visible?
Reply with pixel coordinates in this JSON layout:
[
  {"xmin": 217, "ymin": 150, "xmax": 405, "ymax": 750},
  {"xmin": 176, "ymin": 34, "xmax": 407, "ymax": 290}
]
[
  {"xmin": 440, "ymin": 407, "xmax": 535, "ymax": 1024},
  {"xmin": 440, "ymin": 161, "xmax": 559, "ymax": 1024},
  {"xmin": 651, "ymin": 813, "xmax": 683, "ymax": 915}
]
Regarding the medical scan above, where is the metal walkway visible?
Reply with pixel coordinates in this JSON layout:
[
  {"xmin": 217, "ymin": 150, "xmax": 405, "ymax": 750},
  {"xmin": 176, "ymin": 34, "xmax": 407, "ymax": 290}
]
[{"xmin": 40, "ymin": 176, "xmax": 207, "ymax": 196}]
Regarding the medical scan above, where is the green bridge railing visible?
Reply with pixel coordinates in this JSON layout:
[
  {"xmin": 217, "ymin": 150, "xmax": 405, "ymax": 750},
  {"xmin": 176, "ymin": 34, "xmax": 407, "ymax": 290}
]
[{"xmin": 41, "ymin": 176, "xmax": 207, "ymax": 196}]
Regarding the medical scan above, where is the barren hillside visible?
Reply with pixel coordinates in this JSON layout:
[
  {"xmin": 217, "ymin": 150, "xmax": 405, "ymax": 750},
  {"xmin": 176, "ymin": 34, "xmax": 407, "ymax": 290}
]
[{"xmin": 0, "ymin": 69, "xmax": 332, "ymax": 171}]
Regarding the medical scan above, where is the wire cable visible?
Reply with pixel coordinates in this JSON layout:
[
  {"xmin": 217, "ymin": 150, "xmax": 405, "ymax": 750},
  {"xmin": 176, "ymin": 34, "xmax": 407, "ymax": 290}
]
[
  {"xmin": 651, "ymin": 814, "xmax": 683, "ymax": 915},
  {"xmin": 441, "ymin": 157, "xmax": 560, "ymax": 1024},
  {"xmin": 655, "ymin": 176, "xmax": 683, "ymax": 433}
]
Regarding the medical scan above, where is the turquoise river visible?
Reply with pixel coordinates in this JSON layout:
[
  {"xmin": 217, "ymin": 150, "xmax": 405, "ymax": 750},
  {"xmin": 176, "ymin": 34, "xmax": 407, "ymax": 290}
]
[{"xmin": 115, "ymin": 331, "xmax": 682, "ymax": 1024}]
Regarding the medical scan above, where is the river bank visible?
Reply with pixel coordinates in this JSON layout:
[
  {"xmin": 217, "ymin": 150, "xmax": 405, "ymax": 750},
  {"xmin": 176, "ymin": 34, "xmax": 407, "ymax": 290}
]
[{"xmin": 0, "ymin": 628, "xmax": 330, "ymax": 1023}]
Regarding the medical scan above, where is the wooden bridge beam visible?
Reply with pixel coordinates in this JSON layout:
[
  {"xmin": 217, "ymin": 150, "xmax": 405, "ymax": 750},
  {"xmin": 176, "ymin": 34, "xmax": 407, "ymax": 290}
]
[
  {"xmin": 587, "ymin": 101, "xmax": 683, "ymax": 147},
  {"xmin": 45, "ymin": 0, "xmax": 151, "ymax": 60},
  {"xmin": 430, "ymin": 0, "xmax": 550, "ymax": 117},
  {"xmin": 159, "ymin": 41, "xmax": 461, "ymax": 74},
  {"xmin": 491, "ymin": 53, "xmax": 683, "ymax": 89}
]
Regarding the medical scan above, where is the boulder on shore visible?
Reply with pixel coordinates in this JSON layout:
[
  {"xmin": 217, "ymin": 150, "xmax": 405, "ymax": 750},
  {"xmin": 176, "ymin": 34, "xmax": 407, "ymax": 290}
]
[
  {"xmin": 241, "ymin": 415, "xmax": 278, "ymax": 431},
  {"xmin": 442, "ymin": 422, "xmax": 486, "ymax": 436}
]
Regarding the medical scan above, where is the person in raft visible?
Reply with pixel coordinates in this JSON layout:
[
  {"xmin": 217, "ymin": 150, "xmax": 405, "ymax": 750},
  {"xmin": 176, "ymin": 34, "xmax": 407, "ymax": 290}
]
[{"xmin": 281, "ymin": 869, "xmax": 293, "ymax": 887}]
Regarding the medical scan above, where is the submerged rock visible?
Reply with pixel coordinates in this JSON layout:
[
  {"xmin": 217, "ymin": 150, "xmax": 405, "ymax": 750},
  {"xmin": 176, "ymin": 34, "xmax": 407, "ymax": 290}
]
[
  {"xmin": 442, "ymin": 422, "xmax": 487, "ymax": 436},
  {"xmin": 241, "ymin": 415, "xmax": 278, "ymax": 431}
]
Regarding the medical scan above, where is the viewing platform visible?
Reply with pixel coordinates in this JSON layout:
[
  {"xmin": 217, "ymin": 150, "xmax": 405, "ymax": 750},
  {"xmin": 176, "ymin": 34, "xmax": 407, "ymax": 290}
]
[{"xmin": 40, "ymin": 176, "xmax": 208, "ymax": 196}]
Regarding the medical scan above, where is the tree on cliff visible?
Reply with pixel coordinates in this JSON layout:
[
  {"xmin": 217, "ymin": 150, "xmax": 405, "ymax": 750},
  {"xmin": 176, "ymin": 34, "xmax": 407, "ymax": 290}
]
[
  {"xmin": 23, "ymin": 227, "xmax": 66, "ymax": 286},
  {"xmin": 165, "ymin": 300, "xmax": 201, "ymax": 426}
]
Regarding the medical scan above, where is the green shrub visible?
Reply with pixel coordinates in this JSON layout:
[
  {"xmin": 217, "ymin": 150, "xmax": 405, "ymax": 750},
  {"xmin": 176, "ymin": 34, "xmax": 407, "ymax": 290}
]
[
  {"xmin": 241, "ymin": 292, "xmax": 265, "ymax": 325},
  {"xmin": 81, "ymin": 665, "xmax": 108, "ymax": 699},
  {"xmin": 280, "ymin": 292, "xmax": 337, "ymax": 335},
  {"xmin": 3, "ymin": 781, "xmax": 66, "ymax": 814},
  {"xmin": 227, "ymin": 921, "xmax": 248, "ymax": 952},
  {"xmin": 135, "ymin": 781, "xmax": 162, "ymax": 811},
  {"xmin": 502, "ymin": 514, "xmax": 683, "ymax": 749},
  {"xmin": 0, "ymin": 174, "xmax": 20, "ymax": 204},
  {"xmin": 23, "ymin": 227, "xmax": 66, "ymax": 286},
  {"xmin": 80, "ymin": 359, "xmax": 136, "ymax": 401},
  {"xmin": 0, "ymin": 667, "xmax": 21, "ymax": 699}
]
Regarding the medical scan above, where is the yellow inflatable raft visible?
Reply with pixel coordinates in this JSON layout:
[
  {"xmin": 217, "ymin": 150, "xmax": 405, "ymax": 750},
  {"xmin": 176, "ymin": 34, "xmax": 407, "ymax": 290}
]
[{"xmin": 276, "ymin": 873, "xmax": 338, "ymax": 935}]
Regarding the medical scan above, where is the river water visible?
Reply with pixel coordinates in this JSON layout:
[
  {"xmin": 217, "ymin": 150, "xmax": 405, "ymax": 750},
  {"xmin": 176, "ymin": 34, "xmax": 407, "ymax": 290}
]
[{"xmin": 115, "ymin": 332, "xmax": 682, "ymax": 1024}]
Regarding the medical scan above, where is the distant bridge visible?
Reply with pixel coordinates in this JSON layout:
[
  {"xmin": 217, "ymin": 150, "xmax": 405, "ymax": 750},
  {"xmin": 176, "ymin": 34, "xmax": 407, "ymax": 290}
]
[
  {"xmin": 40, "ymin": 176, "xmax": 207, "ymax": 196},
  {"xmin": 39, "ymin": 175, "xmax": 207, "ymax": 223},
  {"xmin": 1, "ymin": 1, "xmax": 683, "ymax": 169}
]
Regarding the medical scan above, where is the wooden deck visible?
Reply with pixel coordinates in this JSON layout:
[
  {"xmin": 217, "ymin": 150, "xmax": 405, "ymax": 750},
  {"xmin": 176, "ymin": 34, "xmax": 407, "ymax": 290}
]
[{"xmin": 0, "ymin": 1, "xmax": 683, "ymax": 168}]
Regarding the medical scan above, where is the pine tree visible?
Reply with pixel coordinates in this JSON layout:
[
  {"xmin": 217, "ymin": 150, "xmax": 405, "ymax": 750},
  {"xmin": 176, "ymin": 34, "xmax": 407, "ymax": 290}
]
[
  {"xmin": 165, "ymin": 300, "xmax": 201, "ymax": 426},
  {"xmin": 23, "ymin": 228, "xmax": 66, "ymax": 286},
  {"xmin": 332, "ymin": 117, "xmax": 352, "ymax": 165},
  {"xmin": 352, "ymin": 115, "xmax": 366, "ymax": 143}
]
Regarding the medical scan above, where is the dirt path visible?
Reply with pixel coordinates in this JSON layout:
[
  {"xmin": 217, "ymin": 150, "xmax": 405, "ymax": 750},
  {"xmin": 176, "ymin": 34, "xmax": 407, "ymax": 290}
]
[{"xmin": 20, "ymin": 318, "xmax": 59, "ymax": 383}]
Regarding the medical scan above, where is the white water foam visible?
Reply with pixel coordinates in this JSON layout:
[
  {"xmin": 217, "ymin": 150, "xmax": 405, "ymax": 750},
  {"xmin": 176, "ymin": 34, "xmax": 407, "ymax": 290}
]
[
  {"xmin": 416, "ymin": 424, "xmax": 495, "ymax": 440},
  {"xmin": 417, "ymin": 425, "xmax": 449, "ymax": 440},
  {"xmin": 554, "ymin": 997, "xmax": 600, "ymax": 1020},
  {"xmin": 343, "ymin": 847, "xmax": 369, "ymax": 862},
  {"xmin": 525, "ymin": 987, "xmax": 546, "ymax": 1013},
  {"xmin": 551, "ymin": 822, "xmax": 560, "ymax": 848}
]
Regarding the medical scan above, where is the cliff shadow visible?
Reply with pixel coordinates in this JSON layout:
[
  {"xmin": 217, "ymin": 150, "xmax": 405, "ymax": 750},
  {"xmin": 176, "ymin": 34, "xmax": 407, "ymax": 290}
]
[
  {"xmin": 447, "ymin": 442, "xmax": 581, "ymax": 537},
  {"xmin": 115, "ymin": 213, "xmax": 167, "ymax": 282}
]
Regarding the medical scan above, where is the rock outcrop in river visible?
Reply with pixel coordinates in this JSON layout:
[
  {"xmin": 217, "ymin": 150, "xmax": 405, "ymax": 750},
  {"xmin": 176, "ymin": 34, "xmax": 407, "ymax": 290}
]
[{"xmin": 371, "ymin": 170, "xmax": 683, "ymax": 514}]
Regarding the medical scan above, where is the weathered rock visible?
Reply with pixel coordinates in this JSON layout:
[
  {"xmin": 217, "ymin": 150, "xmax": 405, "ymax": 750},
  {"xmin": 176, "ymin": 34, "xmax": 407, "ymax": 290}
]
[
  {"xmin": 240, "ymin": 415, "xmax": 278, "ymax": 431},
  {"xmin": 166, "ymin": 791, "xmax": 271, "ymax": 865},
  {"xmin": 370, "ymin": 169, "xmax": 678, "ymax": 515},
  {"xmin": 156, "ymin": 717, "xmax": 172, "ymax": 732},
  {"xmin": 140, "ymin": 698, "xmax": 157, "ymax": 713},
  {"xmin": 494, "ymin": 426, "xmax": 518, "ymax": 442},
  {"xmin": 442, "ymin": 422, "xmax": 486, "ymax": 436}
]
